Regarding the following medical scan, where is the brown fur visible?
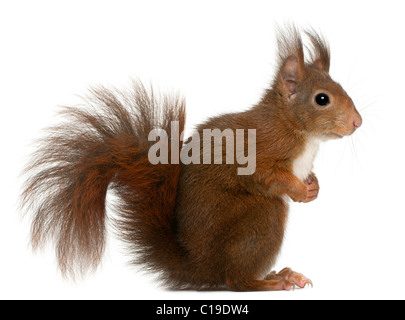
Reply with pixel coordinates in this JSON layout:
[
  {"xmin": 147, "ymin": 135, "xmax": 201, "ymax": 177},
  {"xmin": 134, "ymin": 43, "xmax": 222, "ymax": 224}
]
[{"xmin": 21, "ymin": 26, "xmax": 361, "ymax": 290}]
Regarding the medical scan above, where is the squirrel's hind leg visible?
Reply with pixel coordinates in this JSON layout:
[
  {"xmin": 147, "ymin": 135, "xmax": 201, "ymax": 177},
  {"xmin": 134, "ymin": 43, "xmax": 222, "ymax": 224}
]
[
  {"xmin": 226, "ymin": 278, "xmax": 294, "ymax": 291},
  {"xmin": 225, "ymin": 267, "xmax": 312, "ymax": 291},
  {"xmin": 264, "ymin": 267, "xmax": 313, "ymax": 289}
]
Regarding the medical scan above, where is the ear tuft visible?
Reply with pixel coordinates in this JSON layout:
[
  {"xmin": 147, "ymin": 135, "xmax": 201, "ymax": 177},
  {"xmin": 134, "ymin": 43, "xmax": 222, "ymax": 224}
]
[{"xmin": 304, "ymin": 28, "xmax": 330, "ymax": 72}]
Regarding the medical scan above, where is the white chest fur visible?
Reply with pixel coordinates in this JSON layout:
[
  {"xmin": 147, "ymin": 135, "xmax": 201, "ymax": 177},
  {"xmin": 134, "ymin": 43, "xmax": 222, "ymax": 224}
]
[{"xmin": 292, "ymin": 137, "xmax": 322, "ymax": 181}]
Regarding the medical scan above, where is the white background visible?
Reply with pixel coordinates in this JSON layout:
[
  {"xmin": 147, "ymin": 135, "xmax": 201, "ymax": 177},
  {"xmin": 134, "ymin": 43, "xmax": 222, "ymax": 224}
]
[{"xmin": 1, "ymin": 0, "xmax": 404, "ymax": 300}]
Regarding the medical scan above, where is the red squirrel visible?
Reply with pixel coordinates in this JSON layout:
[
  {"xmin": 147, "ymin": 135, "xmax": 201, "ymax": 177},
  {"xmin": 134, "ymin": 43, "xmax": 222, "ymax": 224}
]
[{"xmin": 21, "ymin": 26, "xmax": 362, "ymax": 291}]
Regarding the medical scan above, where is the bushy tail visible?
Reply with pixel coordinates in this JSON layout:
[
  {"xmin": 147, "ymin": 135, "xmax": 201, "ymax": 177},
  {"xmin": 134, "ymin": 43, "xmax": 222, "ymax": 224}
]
[{"xmin": 21, "ymin": 81, "xmax": 186, "ymax": 284}]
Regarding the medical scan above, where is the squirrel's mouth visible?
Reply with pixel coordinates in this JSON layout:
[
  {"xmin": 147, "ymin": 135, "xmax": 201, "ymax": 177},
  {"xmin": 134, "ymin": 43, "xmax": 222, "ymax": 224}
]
[{"xmin": 328, "ymin": 132, "xmax": 344, "ymax": 139}]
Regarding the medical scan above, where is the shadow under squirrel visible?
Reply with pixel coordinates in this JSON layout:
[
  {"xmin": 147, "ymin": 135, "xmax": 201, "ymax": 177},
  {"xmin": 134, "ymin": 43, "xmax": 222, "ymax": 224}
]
[{"xmin": 21, "ymin": 26, "xmax": 362, "ymax": 291}]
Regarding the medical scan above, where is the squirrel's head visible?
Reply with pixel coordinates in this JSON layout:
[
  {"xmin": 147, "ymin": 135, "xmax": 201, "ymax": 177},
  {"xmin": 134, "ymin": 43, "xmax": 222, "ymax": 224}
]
[{"xmin": 272, "ymin": 26, "xmax": 362, "ymax": 139}]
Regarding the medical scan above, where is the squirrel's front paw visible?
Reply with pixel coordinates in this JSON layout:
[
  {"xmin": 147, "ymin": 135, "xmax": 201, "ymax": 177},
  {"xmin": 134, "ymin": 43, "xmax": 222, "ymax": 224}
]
[
  {"xmin": 302, "ymin": 174, "xmax": 319, "ymax": 203},
  {"xmin": 289, "ymin": 180, "xmax": 308, "ymax": 203},
  {"xmin": 289, "ymin": 174, "xmax": 319, "ymax": 203}
]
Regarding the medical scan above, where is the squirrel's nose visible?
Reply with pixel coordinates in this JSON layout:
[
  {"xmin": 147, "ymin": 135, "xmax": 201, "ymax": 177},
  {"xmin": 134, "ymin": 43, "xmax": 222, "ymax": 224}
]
[{"xmin": 353, "ymin": 115, "xmax": 362, "ymax": 129}]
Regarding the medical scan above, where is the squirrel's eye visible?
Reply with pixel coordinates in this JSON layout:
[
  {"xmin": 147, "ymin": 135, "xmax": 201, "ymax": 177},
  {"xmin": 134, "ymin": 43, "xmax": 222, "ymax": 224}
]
[{"xmin": 315, "ymin": 93, "xmax": 330, "ymax": 106}]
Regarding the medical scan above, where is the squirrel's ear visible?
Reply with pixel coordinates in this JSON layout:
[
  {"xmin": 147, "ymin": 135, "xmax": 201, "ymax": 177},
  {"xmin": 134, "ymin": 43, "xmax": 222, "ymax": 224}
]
[
  {"xmin": 305, "ymin": 29, "xmax": 330, "ymax": 73},
  {"xmin": 279, "ymin": 53, "xmax": 305, "ymax": 100},
  {"xmin": 276, "ymin": 26, "xmax": 306, "ymax": 101}
]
